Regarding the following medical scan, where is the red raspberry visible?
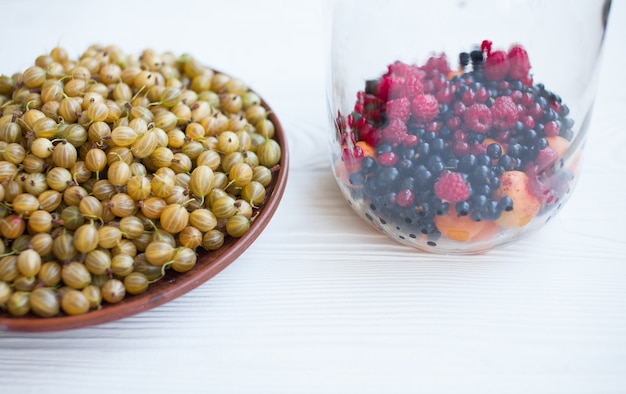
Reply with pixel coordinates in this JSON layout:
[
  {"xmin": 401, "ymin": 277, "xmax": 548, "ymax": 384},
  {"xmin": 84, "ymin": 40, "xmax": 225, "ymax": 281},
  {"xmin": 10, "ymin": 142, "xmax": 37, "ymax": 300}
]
[
  {"xmin": 483, "ymin": 50, "xmax": 510, "ymax": 81},
  {"xmin": 357, "ymin": 118, "xmax": 381, "ymax": 147},
  {"xmin": 435, "ymin": 85, "xmax": 455, "ymax": 104},
  {"xmin": 380, "ymin": 118, "xmax": 408, "ymax": 144},
  {"xmin": 396, "ymin": 188, "xmax": 415, "ymax": 207},
  {"xmin": 385, "ymin": 97, "xmax": 411, "ymax": 122},
  {"xmin": 481, "ymin": 40, "xmax": 493, "ymax": 56},
  {"xmin": 463, "ymin": 103, "xmax": 492, "ymax": 133},
  {"xmin": 402, "ymin": 133, "xmax": 419, "ymax": 147},
  {"xmin": 491, "ymin": 96, "xmax": 519, "ymax": 131},
  {"xmin": 377, "ymin": 151, "xmax": 398, "ymax": 166},
  {"xmin": 434, "ymin": 170, "xmax": 470, "ymax": 203},
  {"xmin": 508, "ymin": 44, "xmax": 531, "ymax": 80},
  {"xmin": 534, "ymin": 146, "xmax": 559, "ymax": 172},
  {"xmin": 387, "ymin": 60, "xmax": 415, "ymax": 77},
  {"xmin": 379, "ymin": 61, "xmax": 425, "ymax": 100},
  {"xmin": 446, "ymin": 116, "xmax": 462, "ymax": 131},
  {"xmin": 397, "ymin": 73, "xmax": 425, "ymax": 99},
  {"xmin": 411, "ymin": 94, "xmax": 439, "ymax": 123},
  {"xmin": 452, "ymin": 140, "xmax": 470, "ymax": 156},
  {"xmin": 543, "ymin": 121, "xmax": 560, "ymax": 137},
  {"xmin": 341, "ymin": 144, "xmax": 363, "ymax": 164},
  {"xmin": 379, "ymin": 74, "xmax": 424, "ymax": 101},
  {"xmin": 422, "ymin": 53, "xmax": 450, "ymax": 75},
  {"xmin": 376, "ymin": 75, "xmax": 393, "ymax": 102},
  {"xmin": 474, "ymin": 87, "xmax": 489, "ymax": 103}
]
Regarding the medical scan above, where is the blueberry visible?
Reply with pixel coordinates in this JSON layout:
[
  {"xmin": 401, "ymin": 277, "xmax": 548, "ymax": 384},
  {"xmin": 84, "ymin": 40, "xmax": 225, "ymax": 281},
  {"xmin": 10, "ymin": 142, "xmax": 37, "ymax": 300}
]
[
  {"xmin": 422, "ymin": 131, "xmax": 436, "ymax": 142},
  {"xmin": 399, "ymin": 176, "xmax": 416, "ymax": 191},
  {"xmin": 458, "ymin": 154, "xmax": 477, "ymax": 172},
  {"xmin": 543, "ymin": 108, "xmax": 558, "ymax": 122},
  {"xmin": 560, "ymin": 127, "xmax": 574, "ymax": 141},
  {"xmin": 445, "ymin": 157, "xmax": 459, "ymax": 170},
  {"xmin": 431, "ymin": 138, "xmax": 446, "ymax": 153},
  {"xmin": 459, "ymin": 52, "xmax": 470, "ymax": 67},
  {"xmin": 381, "ymin": 192, "xmax": 397, "ymax": 209},
  {"xmin": 360, "ymin": 156, "xmax": 377, "ymax": 173},
  {"xmin": 349, "ymin": 172, "xmax": 365, "ymax": 186},
  {"xmin": 474, "ymin": 184, "xmax": 492, "ymax": 197},
  {"xmin": 439, "ymin": 127, "xmax": 452, "ymax": 139},
  {"xmin": 427, "ymin": 155, "xmax": 445, "ymax": 173},
  {"xmin": 476, "ymin": 154, "xmax": 491, "ymax": 166},
  {"xmin": 510, "ymin": 80, "xmax": 523, "ymax": 91},
  {"xmin": 397, "ymin": 158, "xmax": 413, "ymax": 173},
  {"xmin": 469, "ymin": 132, "xmax": 486, "ymax": 144},
  {"xmin": 507, "ymin": 144, "xmax": 522, "ymax": 158},
  {"xmin": 537, "ymin": 96, "xmax": 548, "ymax": 108},
  {"xmin": 497, "ymin": 155, "xmax": 515, "ymax": 171},
  {"xmin": 399, "ymin": 147, "xmax": 416, "ymax": 160},
  {"xmin": 489, "ymin": 176, "xmax": 501, "ymax": 190},
  {"xmin": 525, "ymin": 128, "xmax": 538, "ymax": 142},
  {"xmin": 376, "ymin": 143, "xmax": 393, "ymax": 156},
  {"xmin": 486, "ymin": 143, "xmax": 502, "ymax": 160},
  {"xmin": 471, "ymin": 210, "xmax": 483, "ymax": 222},
  {"xmin": 535, "ymin": 137, "xmax": 548, "ymax": 150},
  {"xmin": 497, "ymin": 196, "xmax": 514, "ymax": 212},
  {"xmin": 415, "ymin": 165, "xmax": 432, "ymax": 185},
  {"xmin": 434, "ymin": 201, "xmax": 449, "ymax": 216},
  {"xmin": 470, "ymin": 50, "xmax": 484, "ymax": 65},
  {"xmin": 364, "ymin": 178, "xmax": 380, "ymax": 195},
  {"xmin": 416, "ymin": 142, "xmax": 430, "ymax": 156},
  {"xmin": 471, "ymin": 165, "xmax": 491, "ymax": 184},
  {"xmin": 562, "ymin": 117, "xmax": 575, "ymax": 129},
  {"xmin": 484, "ymin": 200, "xmax": 501, "ymax": 221},
  {"xmin": 376, "ymin": 166, "xmax": 400, "ymax": 187},
  {"xmin": 455, "ymin": 201, "xmax": 470, "ymax": 216}
]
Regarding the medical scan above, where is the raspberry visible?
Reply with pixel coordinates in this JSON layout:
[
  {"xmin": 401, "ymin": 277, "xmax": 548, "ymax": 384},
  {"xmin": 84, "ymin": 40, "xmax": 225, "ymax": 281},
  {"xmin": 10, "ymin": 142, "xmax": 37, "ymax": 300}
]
[
  {"xmin": 422, "ymin": 53, "xmax": 450, "ymax": 75},
  {"xmin": 411, "ymin": 94, "xmax": 439, "ymax": 123},
  {"xmin": 387, "ymin": 60, "xmax": 415, "ymax": 78},
  {"xmin": 356, "ymin": 118, "xmax": 381, "ymax": 147},
  {"xmin": 402, "ymin": 133, "xmax": 419, "ymax": 147},
  {"xmin": 376, "ymin": 75, "xmax": 393, "ymax": 102},
  {"xmin": 434, "ymin": 170, "xmax": 470, "ymax": 203},
  {"xmin": 463, "ymin": 103, "xmax": 492, "ymax": 133},
  {"xmin": 534, "ymin": 146, "xmax": 559, "ymax": 172},
  {"xmin": 543, "ymin": 120, "xmax": 560, "ymax": 137},
  {"xmin": 483, "ymin": 50, "xmax": 509, "ymax": 81},
  {"xmin": 385, "ymin": 97, "xmax": 411, "ymax": 122},
  {"xmin": 508, "ymin": 44, "xmax": 531, "ymax": 80},
  {"xmin": 378, "ymin": 61, "xmax": 425, "ymax": 100},
  {"xmin": 396, "ymin": 188, "xmax": 414, "ymax": 207},
  {"xmin": 401, "ymin": 73, "xmax": 425, "ymax": 98},
  {"xmin": 480, "ymin": 40, "xmax": 493, "ymax": 56},
  {"xmin": 377, "ymin": 151, "xmax": 398, "ymax": 166},
  {"xmin": 380, "ymin": 118, "xmax": 408, "ymax": 144},
  {"xmin": 491, "ymin": 96, "xmax": 519, "ymax": 131},
  {"xmin": 435, "ymin": 85, "xmax": 455, "ymax": 104}
]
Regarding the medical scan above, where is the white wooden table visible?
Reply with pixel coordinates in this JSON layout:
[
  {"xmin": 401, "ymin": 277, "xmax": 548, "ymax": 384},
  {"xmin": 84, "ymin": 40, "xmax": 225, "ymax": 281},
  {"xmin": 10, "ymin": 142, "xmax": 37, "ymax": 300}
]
[{"xmin": 0, "ymin": 1, "xmax": 624, "ymax": 393}]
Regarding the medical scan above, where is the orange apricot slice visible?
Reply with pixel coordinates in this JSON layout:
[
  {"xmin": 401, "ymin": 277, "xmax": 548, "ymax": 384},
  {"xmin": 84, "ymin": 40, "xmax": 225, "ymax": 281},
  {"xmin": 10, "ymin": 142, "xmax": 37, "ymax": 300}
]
[
  {"xmin": 495, "ymin": 170, "xmax": 542, "ymax": 228},
  {"xmin": 434, "ymin": 207, "xmax": 485, "ymax": 242}
]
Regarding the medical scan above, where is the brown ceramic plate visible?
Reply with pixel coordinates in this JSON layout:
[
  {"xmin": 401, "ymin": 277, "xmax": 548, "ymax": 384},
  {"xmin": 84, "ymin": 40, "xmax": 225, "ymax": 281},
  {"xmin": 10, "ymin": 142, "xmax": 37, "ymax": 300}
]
[{"xmin": 0, "ymin": 93, "xmax": 289, "ymax": 333}]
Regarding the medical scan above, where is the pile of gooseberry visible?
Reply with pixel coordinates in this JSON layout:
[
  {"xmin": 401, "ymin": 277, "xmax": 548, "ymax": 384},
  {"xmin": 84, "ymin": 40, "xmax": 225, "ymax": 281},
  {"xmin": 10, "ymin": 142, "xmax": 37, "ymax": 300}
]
[{"xmin": 0, "ymin": 45, "xmax": 282, "ymax": 317}]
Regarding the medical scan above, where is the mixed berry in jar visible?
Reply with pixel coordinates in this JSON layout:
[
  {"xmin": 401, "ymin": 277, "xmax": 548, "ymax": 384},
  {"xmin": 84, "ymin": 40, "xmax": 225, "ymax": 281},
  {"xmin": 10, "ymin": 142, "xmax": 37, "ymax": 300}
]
[{"xmin": 327, "ymin": 1, "xmax": 611, "ymax": 253}]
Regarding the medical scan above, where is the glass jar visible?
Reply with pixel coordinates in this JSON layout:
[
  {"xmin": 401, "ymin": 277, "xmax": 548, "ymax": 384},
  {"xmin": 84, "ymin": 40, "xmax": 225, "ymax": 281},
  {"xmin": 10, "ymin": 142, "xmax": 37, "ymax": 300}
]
[{"xmin": 327, "ymin": 0, "xmax": 612, "ymax": 253}]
